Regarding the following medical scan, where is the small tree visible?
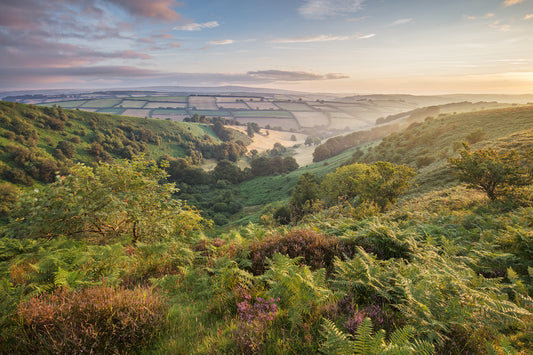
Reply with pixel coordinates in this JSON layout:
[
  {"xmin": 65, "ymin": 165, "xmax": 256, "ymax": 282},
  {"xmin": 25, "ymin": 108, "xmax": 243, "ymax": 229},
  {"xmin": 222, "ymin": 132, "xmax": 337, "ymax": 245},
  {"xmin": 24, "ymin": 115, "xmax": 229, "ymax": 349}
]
[
  {"xmin": 449, "ymin": 144, "xmax": 532, "ymax": 200},
  {"xmin": 4, "ymin": 157, "xmax": 207, "ymax": 243}
]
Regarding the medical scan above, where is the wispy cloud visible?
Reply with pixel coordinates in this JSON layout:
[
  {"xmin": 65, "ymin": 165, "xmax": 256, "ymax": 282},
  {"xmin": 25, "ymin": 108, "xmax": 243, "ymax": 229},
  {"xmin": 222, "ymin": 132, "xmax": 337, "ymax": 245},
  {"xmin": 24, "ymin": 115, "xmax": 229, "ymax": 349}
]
[
  {"xmin": 271, "ymin": 34, "xmax": 350, "ymax": 43},
  {"xmin": 503, "ymin": 0, "xmax": 525, "ymax": 6},
  {"xmin": 465, "ymin": 13, "xmax": 495, "ymax": 20},
  {"xmin": 271, "ymin": 33, "xmax": 374, "ymax": 43},
  {"xmin": 524, "ymin": 14, "xmax": 533, "ymax": 20},
  {"xmin": 491, "ymin": 20, "xmax": 511, "ymax": 31},
  {"xmin": 391, "ymin": 18, "xmax": 413, "ymax": 26},
  {"xmin": 354, "ymin": 33, "xmax": 375, "ymax": 39},
  {"xmin": 247, "ymin": 70, "xmax": 349, "ymax": 81},
  {"xmin": 173, "ymin": 21, "xmax": 219, "ymax": 31},
  {"xmin": 208, "ymin": 39, "xmax": 234, "ymax": 45},
  {"xmin": 299, "ymin": 0, "xmax": 366, "ymax": 19}
]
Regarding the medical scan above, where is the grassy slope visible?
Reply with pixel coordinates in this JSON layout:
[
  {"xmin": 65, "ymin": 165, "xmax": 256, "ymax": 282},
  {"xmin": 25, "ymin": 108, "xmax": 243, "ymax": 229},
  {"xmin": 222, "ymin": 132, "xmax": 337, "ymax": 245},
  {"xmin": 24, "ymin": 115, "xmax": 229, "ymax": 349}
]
[{"xmin": 356, "ymin": 105, "xmax": 533, "ymax": 194}]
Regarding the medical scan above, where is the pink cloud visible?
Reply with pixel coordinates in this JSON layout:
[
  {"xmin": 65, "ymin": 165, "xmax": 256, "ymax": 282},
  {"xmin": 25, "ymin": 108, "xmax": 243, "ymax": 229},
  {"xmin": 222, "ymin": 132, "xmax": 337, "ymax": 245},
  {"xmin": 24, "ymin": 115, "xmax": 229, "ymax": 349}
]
[{"xmin": 107, "ymin": 0, "xmax": 183, "ymax": 22}]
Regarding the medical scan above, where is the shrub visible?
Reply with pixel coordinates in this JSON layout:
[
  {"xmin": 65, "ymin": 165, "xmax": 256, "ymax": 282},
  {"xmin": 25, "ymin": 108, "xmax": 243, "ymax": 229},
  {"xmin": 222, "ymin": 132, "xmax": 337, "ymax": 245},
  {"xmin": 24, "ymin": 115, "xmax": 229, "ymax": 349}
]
[
  {"xmin": 248, "ymin": 229, "xmax": 338, "ymax": 275},
  {"xmin": 15, "ymin": 285, "xmax": 168, "ymax": 354}
]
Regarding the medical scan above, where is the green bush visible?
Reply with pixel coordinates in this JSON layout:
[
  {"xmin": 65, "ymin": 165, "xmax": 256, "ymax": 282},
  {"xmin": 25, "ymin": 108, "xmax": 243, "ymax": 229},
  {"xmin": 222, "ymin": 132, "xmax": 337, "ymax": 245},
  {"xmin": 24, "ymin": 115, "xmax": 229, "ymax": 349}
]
[{"xmin": 14, "ymin": 285, "xmax": 168, "ymax": 354}]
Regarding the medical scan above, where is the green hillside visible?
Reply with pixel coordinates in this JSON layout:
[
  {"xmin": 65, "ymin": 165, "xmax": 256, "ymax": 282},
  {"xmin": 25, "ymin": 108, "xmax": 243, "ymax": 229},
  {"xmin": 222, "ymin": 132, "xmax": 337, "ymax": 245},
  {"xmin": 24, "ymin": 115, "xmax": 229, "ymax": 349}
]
[
  {"xmin": 0, "ymin": 101, "xmax": 226, "ymax": 187},
  {"xmin": 352, "ymin": 105, "xmax": 533, "ymax": 193}
]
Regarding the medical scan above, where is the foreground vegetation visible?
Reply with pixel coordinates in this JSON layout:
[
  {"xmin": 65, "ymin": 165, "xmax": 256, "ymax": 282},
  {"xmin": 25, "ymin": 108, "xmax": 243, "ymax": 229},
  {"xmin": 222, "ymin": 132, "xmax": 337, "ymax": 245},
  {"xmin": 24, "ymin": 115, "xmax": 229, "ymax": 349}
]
[{"xmin": 0, "ymin": 102, "xmax": 532, "ymax": 354}]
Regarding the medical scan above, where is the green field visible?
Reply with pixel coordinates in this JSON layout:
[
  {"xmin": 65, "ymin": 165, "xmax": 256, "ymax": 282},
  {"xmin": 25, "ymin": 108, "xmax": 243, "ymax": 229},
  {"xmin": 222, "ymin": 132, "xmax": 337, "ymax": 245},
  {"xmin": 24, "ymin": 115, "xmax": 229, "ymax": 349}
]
[
  {"xmin": 117, "ymin": 100, "xmax": 147, "ymax": 108},
  {"xmin": 80, "ymin": 99, "xmax": 122, "ymax": 108}
]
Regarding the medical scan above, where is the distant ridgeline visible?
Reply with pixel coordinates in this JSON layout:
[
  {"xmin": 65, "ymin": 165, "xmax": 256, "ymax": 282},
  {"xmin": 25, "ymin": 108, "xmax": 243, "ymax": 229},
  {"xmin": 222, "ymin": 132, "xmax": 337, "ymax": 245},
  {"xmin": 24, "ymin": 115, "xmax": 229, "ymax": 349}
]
[{"xmin": 0, "ymin": 101, "xmax": 249, "ymax": 187}]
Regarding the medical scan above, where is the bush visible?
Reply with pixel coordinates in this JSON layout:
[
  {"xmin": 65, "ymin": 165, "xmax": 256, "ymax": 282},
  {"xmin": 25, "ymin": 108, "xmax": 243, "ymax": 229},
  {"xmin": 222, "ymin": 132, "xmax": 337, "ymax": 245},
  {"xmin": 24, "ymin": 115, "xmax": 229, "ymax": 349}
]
[
  {"xmin": 248, "ymin": 229, "xmax": 338, "ymax": 274},
  {"xmin": 15, "ymin": 285, "xmax": 168, "ymax": 354}
]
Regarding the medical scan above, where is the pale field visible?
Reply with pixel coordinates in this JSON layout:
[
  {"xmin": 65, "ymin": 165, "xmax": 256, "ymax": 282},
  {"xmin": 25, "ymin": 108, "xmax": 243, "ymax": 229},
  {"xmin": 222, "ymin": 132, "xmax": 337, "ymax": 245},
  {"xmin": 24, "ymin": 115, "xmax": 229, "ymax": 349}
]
[
  {"xmin": 217, "ymin": 102, "xmax": 250, "ymax": 109},
  {"xmin": 189, "ymin": 96, "xmax": 218, "ymax": 110},
  {"xmin": 118, "ymin": 100, "xmax": 147, "ymax": 108},
  {"xmin": 292, "ymin": 111, "xmax": 330, "ymax": 128},
  {"xmin": 236, "ymin": 117, "xmax": 300, "ymax": 131},
  {"xmin": 144, "ymin": 102, "xmax": 187, "ymax": 109},
  {"xmin": 122, "ymin": 109, "xmax": 151, "ymax": 117},
  {"xmin": 228, "ymin": 125, "xmax": 314, "ymax": 165},
  {"xmin": 245, "ymin": 102, "xmax": 280, "ymax": 110},
  {"xmin": 78, "ymin": 108, "xmax": 98, "ymax": 112}
]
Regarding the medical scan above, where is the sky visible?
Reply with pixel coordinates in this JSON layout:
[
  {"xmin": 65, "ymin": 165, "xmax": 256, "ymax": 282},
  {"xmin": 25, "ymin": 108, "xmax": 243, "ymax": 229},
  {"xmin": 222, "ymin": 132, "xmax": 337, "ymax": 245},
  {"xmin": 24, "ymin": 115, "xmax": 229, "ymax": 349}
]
[{"xmin": 0, "ymin": 0, "xmax": 532, "ymax": 94}]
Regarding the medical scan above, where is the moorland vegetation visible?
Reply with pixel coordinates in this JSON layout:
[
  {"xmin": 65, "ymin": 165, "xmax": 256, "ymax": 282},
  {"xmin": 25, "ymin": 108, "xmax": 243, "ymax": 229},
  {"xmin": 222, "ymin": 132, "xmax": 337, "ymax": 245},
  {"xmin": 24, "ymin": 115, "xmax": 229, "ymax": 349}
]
[{"xmin": 0, "ymin": 102, "xmax": 532, "ymax": 354}]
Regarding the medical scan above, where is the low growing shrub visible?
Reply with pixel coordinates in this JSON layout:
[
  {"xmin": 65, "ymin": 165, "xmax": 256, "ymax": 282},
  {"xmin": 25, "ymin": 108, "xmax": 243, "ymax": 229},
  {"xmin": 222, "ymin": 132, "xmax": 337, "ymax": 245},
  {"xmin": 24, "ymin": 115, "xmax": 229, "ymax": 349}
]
[{"xmin": 15, "ymin": 285, "xmax": 168, "ymax": 354}]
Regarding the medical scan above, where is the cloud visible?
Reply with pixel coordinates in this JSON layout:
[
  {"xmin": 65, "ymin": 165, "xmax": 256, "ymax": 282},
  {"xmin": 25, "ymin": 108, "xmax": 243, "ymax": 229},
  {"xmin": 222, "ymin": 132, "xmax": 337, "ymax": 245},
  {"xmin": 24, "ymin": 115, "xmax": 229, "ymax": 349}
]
[
  {"xmin": 173, "ymin": 21, "xmax": 219, "ymax": 31},
  {"xmin": 504, "ymin": 0, "xmax": 525, "ymax": 6},
  {"xmin": 105, "ymin": 0, "xmax": 182, "ymax": 22},
  {"xmin": 271, "ymin": 33, "xmax": 374, "ymax": 43},
  {"xmin": 354, "ymin": 33, "xmax": 375, "ymax": 39},
  {"xmin": 299, "ymin": 0, "xmax": 366, "ymax": 19},
  {"xmin": 465, "ymin": 13, "xmax": 495, "ymax": 20},
  {"xmin": 247, "ymin": 70, "xmax": 349, "ymax": 81},
  {"xmin": 524, "ymin": 14, "xmax": 533, "ymax": 20},
  {"xmin": 208, "ymin": 39, "xmax": 234, "ymax": 45},
  {"xmin": 391, "ymin": 18, "xmax": 413, "ymax": 26},
  {"xmin": 0, "ymin": 66, "xmax": 349, "ymax": 89},
  {"xmin": 271, "ymin": 34, "xmax": 350, "ymax": 43},
  {"xmin": 491, "ymin": 20, "xmax": 511, "ymax": 31}
]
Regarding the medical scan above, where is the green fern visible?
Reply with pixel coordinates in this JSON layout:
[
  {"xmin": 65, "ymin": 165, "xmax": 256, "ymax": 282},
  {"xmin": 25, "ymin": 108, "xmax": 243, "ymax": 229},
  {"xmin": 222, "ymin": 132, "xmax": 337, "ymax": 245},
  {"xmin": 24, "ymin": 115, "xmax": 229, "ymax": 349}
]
[
  {"xmin": 320, "ymin": 317, "xmax": 434, "ymax": 355},
  {"xmin": 262, "ymin": 253, "xmax": 341, "ymax": 327}
]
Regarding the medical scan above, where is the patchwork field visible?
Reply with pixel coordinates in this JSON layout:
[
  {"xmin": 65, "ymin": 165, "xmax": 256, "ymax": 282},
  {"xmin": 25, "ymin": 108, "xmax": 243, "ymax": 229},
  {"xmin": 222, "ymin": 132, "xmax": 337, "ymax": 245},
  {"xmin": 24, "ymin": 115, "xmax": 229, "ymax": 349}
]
[
  {"xmin": 31, "ymin": 93, "xmax": 424, "ymax": 133},
  {"xmin": 189, "ymin": 96, "xmax": 218, "ymax": 110}
]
